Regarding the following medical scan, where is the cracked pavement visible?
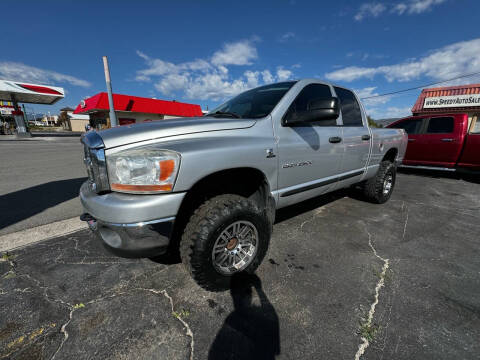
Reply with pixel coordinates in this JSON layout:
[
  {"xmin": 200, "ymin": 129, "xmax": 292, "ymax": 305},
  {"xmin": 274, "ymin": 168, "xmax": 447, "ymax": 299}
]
[{"xmin": 1, "ymin": 171, "xmax": 479, "ymax": 359}]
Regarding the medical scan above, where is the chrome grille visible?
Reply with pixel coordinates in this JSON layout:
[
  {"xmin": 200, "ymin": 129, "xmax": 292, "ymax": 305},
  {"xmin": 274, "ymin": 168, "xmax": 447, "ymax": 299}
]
[{"xmin": 81, "ymin": 132, "xmax": 109, "ymax": 193}]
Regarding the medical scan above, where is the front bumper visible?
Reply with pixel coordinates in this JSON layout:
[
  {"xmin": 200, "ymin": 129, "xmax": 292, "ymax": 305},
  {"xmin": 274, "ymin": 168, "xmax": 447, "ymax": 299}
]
[
  {"xmin": 79, "ymin": 181, "xmax": 186, "ymax": 257},
  {"xmin": 81, "ymin": 213, "xmax": 174, "ymax": 257}
]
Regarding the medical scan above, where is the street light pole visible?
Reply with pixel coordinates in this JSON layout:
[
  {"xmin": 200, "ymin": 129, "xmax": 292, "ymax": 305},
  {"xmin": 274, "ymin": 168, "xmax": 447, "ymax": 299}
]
[{"xmin": 103, "ymin": 56, "xmax": 118, "ymax": 128}]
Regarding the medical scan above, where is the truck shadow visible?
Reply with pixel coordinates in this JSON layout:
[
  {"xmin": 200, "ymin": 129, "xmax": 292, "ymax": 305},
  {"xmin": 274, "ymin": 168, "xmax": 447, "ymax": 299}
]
[
  {"xmin": 208, "ymin": 273, "xmax": 280, "ymax": 360},
  {"xmin": 275, "ymin": 189, "xmax": 347, "ymax": 224},
  {"xmin": 0, "ymin": 177, "xmax": 87, "ymax": 231},
  {"xmin": 398, "ymin": 168, "xmax": 480, "ymax": 184}
]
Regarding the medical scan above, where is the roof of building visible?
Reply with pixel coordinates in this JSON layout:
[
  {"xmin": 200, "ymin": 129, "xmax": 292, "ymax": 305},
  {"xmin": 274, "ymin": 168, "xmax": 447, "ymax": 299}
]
[
  {"xmin": 412, "ymin": 83, "xmax": 480, "ymax": 114},
  {"xmin": 60, "ymin": 106, "xmax": 74, "ymax": 112},
  {"xmin": 73, "ymin": 93, "xmax": 202, "ymax": 117}
]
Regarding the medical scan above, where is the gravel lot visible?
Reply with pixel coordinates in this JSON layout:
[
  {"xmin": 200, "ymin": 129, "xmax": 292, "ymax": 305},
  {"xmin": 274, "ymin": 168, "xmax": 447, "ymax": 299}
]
[{"xmin": 1, "ymin": 171, "xmax": 479, "ymax": 359}]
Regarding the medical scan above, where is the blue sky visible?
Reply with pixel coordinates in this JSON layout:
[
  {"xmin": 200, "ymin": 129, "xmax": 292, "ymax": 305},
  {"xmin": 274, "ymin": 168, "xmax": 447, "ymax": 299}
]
[{"xmin": 2, "ymin": 0, "xmax": 480, "ymax": 119}]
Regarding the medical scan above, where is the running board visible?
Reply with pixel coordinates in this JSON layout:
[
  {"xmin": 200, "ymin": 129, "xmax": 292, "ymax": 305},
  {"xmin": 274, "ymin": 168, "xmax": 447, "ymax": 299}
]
[{"xmin": 399, "ymin": 165, "xmax": 456, "ymax": 172}]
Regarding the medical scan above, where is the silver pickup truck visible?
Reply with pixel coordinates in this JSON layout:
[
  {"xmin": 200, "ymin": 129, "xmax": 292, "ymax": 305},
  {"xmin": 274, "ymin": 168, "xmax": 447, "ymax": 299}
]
[{"xmin": 80, "ymin": 79, "xmax": 407, "ymax": 290}]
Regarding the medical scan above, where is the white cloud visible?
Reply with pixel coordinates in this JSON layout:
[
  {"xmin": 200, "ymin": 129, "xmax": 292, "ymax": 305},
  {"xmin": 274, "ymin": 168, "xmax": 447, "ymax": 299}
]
[
  {"xmin": 392, "ymin": 3, "xmax": 408, "ymax": 14},
  {"xmin": 0, "ymin": 61, "xmax": 91, "ymax": 87},
  {"xmin": 356, "ymin": 0, "xmax": 447, "ymax": 20},
  {"xmin": 261, "ymin": 70, "xmax": 274, "ymax": 83},
  {"xmin": 393, "ymin": 0, "xmax": 447, "ymax": 15},
  {"xmin": 354, "ymin": 3, "xmax": 386, "ymax": 21},
  {"xmin": 278, "ymin": 32, "xmax": 295, "ymax": 42},
  {"xmin": 276, "ymin": 67, "xmax": 293, "ymax": 81},
  {"xmin": 326, "ymin": 66, "xmax": 378, "ymax": 82},
  {"xmin": 135, "ymin": 50, "xmax": 211, "ymax": 82},
  {"xmin": 354, "ymin": 87, "xmax": 412, "ymax": 120},
  {"xmin": 185, "ymin": 74, "xmax": 251, "ymax": 100},
  {"xmin": 367, "ymin": 106, "xmax": 412, "ymax": 119},
  {"xmin": 325, "ymin": 38, "xmax": 480, "ymax": 84},
  {"xmin": 353, "ymin": 87, "xmax": 408, "ymax": 119},
  {"xmin": 354, "ymin": 87, "xmax": 392, "ymax": 106},
  {"xmin": 154, "ymin": 74, "xmax": 190, "ymax": 96},
  {"xmin": 211, "ymin": 40, "xmax": 258, "ymax": 66},
  {"xmin": 136, "ymin": 40, "xmax": 297, "ymax": 101}
]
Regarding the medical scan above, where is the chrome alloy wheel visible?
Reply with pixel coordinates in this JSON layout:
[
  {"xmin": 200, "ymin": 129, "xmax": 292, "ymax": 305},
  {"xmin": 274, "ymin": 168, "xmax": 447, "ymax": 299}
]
[
  {"xmin": 383, "ymin": 173, "xmax": 393, "ymax": 195},
  {"xmin": 211, "ymin": 220, "xmax": 258, "ymax": 275}
]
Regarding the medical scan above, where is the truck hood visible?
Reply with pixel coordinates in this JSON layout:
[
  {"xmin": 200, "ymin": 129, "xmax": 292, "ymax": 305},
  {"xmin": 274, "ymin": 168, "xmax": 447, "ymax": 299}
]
[{"xmin": 98, "ymin": 116, "xmax": 256, "ymax": 149}]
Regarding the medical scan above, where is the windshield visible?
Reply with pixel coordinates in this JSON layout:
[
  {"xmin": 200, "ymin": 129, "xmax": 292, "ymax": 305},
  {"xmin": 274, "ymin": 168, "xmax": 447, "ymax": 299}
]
[{"xmin": 207, "ymin": 81, "xmax": 297, "ymax": 119}]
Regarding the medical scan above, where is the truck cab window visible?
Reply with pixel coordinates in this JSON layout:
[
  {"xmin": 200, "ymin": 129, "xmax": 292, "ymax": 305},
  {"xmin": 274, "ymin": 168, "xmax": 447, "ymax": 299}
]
[
  {"xmin": 333, "ymin": 87, "xmax": 363, "ymax": 126},
  {"xmin": 284, "ymin": 83, "xmax": 336, "ymax": 126},
  {"xmin": 427, "ymin": 117, "xmax": 454, "ymax": 134},
  {"xmin": 391, "ymin": 118, "xmax": 423, "ymax": 134}
]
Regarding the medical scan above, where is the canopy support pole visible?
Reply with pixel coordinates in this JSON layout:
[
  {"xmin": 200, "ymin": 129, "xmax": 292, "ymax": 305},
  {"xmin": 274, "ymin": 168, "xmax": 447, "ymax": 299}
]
[{"xmin": 11, "ymin": 94, "xmax": 27, "ymax": 134}]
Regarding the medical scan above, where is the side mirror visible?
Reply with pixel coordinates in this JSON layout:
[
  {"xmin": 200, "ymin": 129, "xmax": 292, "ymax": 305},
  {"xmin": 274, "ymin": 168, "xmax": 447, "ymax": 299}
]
[{"xmin": 284, "ymin": 97, "xmax": 340, "ymax": 125}]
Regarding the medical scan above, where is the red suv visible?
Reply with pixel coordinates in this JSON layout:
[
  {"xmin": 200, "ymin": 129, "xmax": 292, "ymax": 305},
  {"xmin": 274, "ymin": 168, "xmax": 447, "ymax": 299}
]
[{"xmin": 387, "ymin": 113, "xmax": 480, "ymax": 170}]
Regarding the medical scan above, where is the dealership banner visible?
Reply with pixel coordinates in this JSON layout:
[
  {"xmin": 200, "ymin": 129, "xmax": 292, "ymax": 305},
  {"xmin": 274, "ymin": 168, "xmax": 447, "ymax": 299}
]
[{"xmin": 424, "ymin": 93, "xmax": 480, "ymax": 108}]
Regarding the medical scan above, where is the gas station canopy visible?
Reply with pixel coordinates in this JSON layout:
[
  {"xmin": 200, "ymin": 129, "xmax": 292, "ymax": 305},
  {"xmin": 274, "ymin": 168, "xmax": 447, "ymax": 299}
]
[{"xmin": 0, "ymin": 79, "xmax": 64, "ymax": 104}]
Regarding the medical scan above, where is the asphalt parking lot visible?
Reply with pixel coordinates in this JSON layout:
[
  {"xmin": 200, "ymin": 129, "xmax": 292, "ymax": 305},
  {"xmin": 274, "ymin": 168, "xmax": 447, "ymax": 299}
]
[
  {"xmin": 1, "ymin": 171, "xmax": 479, "ymax": 360},
  {"xmin": 0, "ymin": 137, "xmax": 85, "ymax": 236}
]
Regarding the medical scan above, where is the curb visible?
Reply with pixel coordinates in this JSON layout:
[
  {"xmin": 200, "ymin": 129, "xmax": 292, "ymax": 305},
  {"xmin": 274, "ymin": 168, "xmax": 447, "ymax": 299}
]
[{"xmin": 0, "ymin": 217, "xmax": 88, "ymax": 252}]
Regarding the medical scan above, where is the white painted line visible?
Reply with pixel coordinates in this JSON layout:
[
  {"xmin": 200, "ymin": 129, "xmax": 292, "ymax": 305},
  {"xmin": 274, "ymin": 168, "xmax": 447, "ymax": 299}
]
[{"xmin": 0, "ymin": 217, "xmax": 88, "ymax": 252}]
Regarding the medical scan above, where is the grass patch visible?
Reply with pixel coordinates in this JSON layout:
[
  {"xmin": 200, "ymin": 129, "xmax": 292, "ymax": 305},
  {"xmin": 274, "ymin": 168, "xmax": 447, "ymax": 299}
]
[
  {"xmin": 1, "ymin": 252, "xmax": 15, "ymax": 262},
  {"xmin": 73, "ymin": 303, "xmax": 85, "ymax": 309},
  {"xmin": 172, "ymin": 309, "xmax": 190, "ymax": 319},
  {"xmin": 3, "ymin": 270, "xmax": 16, "ymax": 279},
  {"xmin": 358, "ymin": 317, "xmax": 380, "ymax": 342}
]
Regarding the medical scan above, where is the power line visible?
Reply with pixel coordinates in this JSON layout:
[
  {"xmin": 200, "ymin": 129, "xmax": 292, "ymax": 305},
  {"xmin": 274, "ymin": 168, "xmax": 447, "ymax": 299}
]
[{"xmin": 360, "ymin": 71, "xmax": 480, "ymax": 100}]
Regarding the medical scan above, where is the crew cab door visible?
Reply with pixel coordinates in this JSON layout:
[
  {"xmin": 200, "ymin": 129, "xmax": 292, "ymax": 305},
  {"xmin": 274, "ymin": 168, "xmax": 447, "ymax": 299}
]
[
  {"xmin": 333, "ymin": 86, "xmax": 371, "ymax": 188},
  {"xmin": 389, "ymin": 117, "xmax": 427, "ymax": 164},
  {"xmin": 458, "ymin": 115, "xmax": 480, "ymax": 168},
  {"xmin": 274, "ymin": 83, "xmax": 344, "ymax": 207},
  {"xmin": 423, "ymin": 116, "xmax": 464, "ymax": 167}
]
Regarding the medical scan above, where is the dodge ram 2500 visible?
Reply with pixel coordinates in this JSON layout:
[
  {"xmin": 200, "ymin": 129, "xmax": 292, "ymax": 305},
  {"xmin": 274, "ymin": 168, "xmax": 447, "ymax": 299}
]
[{"xmin": 80, "ymin": 79, "xmax": 407, "ymax": 290}]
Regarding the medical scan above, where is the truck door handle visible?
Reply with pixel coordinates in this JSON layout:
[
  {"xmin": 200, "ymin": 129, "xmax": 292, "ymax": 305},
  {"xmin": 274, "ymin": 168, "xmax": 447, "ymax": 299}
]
[
  {"xmin": 329, "ymin": 136, "xmax": 342, "ymax": 143},
  {"xmin": 441, "ymin": 138, "xmax": 454, "ymax": 142},
  {"xmin": 408, "ymin": 138, "xmax": 416, "ymax": 142},
  {"xmin": 361, "ymin": 134, "xmax": 371, "ymax": 141}
]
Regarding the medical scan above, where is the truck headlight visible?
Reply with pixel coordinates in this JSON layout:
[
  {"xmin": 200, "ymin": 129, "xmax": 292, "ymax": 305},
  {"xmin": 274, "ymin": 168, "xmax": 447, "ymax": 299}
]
[{"xmin": 106, "ymin": 148, "xmax": 180, "ymax": 194}]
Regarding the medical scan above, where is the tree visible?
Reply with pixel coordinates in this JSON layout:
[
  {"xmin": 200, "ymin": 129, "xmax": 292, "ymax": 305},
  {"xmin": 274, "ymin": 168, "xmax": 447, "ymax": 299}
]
[
  {"xmin": 57, "ymin": 111, "xmax": 70, "ymax": 129},
  {"xmin": 367, "ymin": 115, "xmax": 382, "ymax": 128}
]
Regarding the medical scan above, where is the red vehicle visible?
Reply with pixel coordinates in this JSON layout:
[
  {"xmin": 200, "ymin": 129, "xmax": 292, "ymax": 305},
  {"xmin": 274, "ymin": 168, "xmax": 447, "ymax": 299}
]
[{"xmin": 387, "ymin": 113, "xmax": 480, "ymax": 171}]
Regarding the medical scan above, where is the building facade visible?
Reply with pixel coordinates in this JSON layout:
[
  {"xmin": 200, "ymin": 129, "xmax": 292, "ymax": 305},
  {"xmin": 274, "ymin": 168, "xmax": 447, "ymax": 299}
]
[
  {"xmin": 412, "ymin": 83, "xmax": 480, "ymax": 132},
  {"xmin": 60, "ymin": 107, "xmax": 91, "ymax": 132}
]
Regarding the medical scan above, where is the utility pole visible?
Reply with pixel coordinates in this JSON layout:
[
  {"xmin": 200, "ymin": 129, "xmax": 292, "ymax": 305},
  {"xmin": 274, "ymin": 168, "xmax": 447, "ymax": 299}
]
[{"xmin": 103, "ymin": 56, "xmax": 117, "ymax": 127}]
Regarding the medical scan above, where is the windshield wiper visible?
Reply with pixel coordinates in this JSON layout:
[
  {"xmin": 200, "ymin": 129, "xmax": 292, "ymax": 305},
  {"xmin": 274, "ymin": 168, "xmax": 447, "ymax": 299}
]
[{"xmin": 207, "ymin": 111, "xmax": 241, "ymax": 119}]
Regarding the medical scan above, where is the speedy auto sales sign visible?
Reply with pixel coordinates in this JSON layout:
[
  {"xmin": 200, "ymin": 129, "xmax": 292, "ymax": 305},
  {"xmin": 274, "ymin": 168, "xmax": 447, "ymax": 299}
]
[{"xmin": 424, "ymin": 93, "xmax": 480, "ymax": 108}]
